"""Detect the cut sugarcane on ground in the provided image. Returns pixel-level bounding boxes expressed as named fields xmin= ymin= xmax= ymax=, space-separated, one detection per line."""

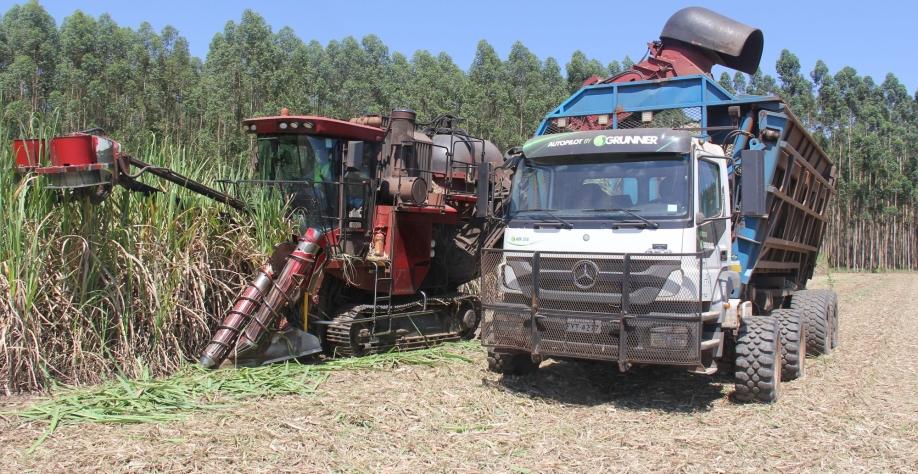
xmin=2 ymin=272 xmax=916 ymax=472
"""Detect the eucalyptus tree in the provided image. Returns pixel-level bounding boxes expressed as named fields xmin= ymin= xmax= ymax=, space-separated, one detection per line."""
xmin=466 ymin=40 xmax=508 ymax=146
xmin=732 ymin=72 xmax=747 ymax=95
xmin=719 ymin=72 xmax=736 ymax=94
xmin=0 ymin=1 xmax=58 ymax=124
xmin=565 ymin=50 xmax=604 ymax=93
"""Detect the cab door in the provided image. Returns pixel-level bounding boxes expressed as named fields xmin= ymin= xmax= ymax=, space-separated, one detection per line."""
xmin=341 ymin=140 xmax=380 ymax=255
xmin=696 ymin=157 xmax=730 ymax=300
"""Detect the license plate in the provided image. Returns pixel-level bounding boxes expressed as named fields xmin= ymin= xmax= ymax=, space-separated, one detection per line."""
xmin=566 ymin=318 xmax=601 ymax=334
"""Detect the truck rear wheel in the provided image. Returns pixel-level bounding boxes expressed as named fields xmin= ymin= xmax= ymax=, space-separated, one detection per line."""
xmin=822 ymin=290 xmax=839 ymax=349
xmin=486 ymin=349 xmax=539 ymax=375
xmin=790 ymin=289 xmax=836 ymax=356
xmin=734 ymin=316 xmax=782 ymax=403
xmin=771 ymin=309 xmax=805 ymax=381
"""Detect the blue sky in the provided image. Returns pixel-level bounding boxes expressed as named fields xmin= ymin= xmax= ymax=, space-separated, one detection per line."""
xmin=7 ymin=0 xmax=914 ymax=92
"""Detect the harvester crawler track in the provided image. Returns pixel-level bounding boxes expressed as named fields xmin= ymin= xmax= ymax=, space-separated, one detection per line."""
xmin=324 ymin=299 xmax=468 ymax=357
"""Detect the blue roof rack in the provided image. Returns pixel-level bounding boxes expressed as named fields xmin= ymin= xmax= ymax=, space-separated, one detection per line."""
xmin=537 ymin=75 xmax=780 ymax=136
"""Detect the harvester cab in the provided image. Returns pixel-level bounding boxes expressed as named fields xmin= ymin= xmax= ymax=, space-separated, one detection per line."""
xmin=236 ymin=110 xmax=386 ymax=240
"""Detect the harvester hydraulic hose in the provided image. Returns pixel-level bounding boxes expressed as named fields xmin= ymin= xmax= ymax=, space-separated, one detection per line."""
xmin=198 ymin=228 xmax=326 ymax=369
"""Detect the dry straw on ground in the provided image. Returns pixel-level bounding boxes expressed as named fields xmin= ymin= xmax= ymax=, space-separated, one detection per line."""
xmin=9 ymin=342 xmax=476 ymax=453
xmin=2 ymin=272 xmax=916 ymax=472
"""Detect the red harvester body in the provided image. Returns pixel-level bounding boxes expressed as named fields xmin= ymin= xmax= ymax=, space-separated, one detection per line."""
xmin=197 ymin=109 xmax=505 ymax=367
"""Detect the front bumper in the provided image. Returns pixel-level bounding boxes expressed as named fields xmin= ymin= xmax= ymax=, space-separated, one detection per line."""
xmin=480 ymin=249 xmax=706 ymax=366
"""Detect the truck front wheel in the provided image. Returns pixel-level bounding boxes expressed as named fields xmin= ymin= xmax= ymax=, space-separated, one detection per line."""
xmin=486 ymin=349 xmax=539 ymax=375
xmin=734 ymin=316 xmax=782 ymax=403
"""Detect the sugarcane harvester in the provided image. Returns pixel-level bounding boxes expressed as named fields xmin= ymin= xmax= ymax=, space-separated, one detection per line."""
xmin=198 ymin=109 xmax=504 ymax=368
xmin=11 ymin=109 xmax=504 ymax=369
xmin=479 ymin=7 xmax=838 ymax=402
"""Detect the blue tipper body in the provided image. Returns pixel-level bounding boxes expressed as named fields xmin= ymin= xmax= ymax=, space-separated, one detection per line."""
xmin=532 ymin=75 xmax=835 ymax=293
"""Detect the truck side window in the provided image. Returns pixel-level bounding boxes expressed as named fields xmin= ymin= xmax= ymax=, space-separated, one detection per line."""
xmin=698 ymin=160 xmax=722 ymax=218
xmin=513 ymin=165 xmax=549 ymax=211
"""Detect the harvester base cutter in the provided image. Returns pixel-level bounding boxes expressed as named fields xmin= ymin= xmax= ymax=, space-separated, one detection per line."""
xmin=229 ymin=328 xmax=323 ymax=368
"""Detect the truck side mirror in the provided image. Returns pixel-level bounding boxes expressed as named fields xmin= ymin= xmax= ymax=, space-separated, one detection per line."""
xmin=695 ymin=211 xmax=706 ymax=226
xmin=346 ymin=141 xmax=364 ymax=170
xmin=740 ymin=149 xmax=767 ymax=216
xmin=476 ymin=162 xmax=492 ymax=218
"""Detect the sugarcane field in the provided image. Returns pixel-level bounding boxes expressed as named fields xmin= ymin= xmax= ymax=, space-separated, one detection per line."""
xmin=1 ymin=2 xmax=917 ymax=472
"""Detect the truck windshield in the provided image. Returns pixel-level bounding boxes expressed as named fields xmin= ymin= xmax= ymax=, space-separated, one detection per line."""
xmin=509 ymin=153 xmax=690 ymax=221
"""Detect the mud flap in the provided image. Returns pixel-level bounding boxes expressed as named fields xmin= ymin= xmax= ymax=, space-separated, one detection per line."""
xmin=232 ymin=328 xmax=323 ymax=367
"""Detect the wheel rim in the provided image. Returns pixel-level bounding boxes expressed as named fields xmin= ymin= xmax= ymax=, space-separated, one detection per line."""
xmin=458 ymin=307 xmax=479 ymax=339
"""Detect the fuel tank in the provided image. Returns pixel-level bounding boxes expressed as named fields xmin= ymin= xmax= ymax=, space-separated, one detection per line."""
xmin=430 ymin=133 xmax=502 ymax=182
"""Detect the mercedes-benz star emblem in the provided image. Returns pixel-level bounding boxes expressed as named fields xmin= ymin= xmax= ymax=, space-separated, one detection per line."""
xmin=571 ymin=260 xmax=600 ymax=289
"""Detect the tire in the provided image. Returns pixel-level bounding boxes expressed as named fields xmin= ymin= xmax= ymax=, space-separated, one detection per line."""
xmin=487 ymin=349 xmax=539 ymax=375
xmin=457 ymin=302 xmax=480 ymax=340
xmin=790 ymin=290 xmax=835 ymax=356
xmin=820 ymin=290 xmax=840 ymax=349
xmin=771 ymin=309 xmax=806 ymax=381
xmin=734 ymin=316 xmax=782 ymax=403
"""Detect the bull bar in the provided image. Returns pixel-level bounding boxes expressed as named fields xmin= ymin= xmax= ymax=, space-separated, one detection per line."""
xmin=480 ymin=248 xmax=708 ymax=369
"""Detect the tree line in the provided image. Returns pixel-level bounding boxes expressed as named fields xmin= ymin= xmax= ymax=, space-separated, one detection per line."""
xmin=2 ymin=1 xmax=917 ymax=270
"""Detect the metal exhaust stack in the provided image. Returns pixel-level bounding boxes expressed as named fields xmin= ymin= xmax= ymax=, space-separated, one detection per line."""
xmin=659 ymin=7 xmax=764 ymax=75
xmin=600 ymin=7 xmax=764 ymax=84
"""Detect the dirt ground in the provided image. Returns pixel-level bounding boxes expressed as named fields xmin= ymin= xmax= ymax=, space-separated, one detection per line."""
xmin=2 ymin=272 xmax=917 ymax=473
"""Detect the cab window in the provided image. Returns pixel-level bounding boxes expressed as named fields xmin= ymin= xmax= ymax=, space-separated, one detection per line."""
xmin=698 ymin=160 xmax=722 ymax=218
xmin=511 ymin=163 xmax=551 ymax=212
xmin=256 ymin=135 xmax=339 ymax=182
